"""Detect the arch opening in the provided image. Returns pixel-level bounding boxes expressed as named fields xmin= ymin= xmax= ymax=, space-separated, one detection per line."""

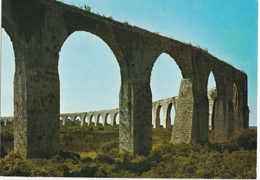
xmin=1 ymin=29 xmax=15 ymax=118
xmin=89 ymin=115 xmax=95 ymax=126
xmin=167 ymin=103 xmax=175 ymax=126
xmin=83 ymin=116 xmax=88 ymax=125
xmin=207 ymin=71 xmax=217 ymax=141
xmin=155 ymin=105 xmax=162 ymax=127
xmin=75 ymin=116 xmax=81 ymax=125
xmin=98 ymin=114 xmax=103 ymax=126
xmin=151 ymin=53 xmax=182 ymax=129
xmin=106 ymin=114 xmax=112 ymax=125
xmin=59 ymin=31 xmax=121 ymax=123
xmin=115 ymin=113 xmax=119 ymax=125
xmin=151 ymin=53 xmax=182 ymax=101
xmin=159 ymin=107 xmax=164 ymax=126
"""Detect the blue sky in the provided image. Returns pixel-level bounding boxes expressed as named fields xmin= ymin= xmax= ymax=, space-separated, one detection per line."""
xmin=1 ymin=0 xmax=258 ymax=126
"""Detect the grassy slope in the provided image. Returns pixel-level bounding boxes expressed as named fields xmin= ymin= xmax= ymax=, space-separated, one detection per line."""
xmin=0 ymin=123 xmax=257 ymax=178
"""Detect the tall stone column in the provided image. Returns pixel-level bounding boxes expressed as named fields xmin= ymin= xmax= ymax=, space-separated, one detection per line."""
xmin=152 ymin=106 xmax=160 ymax=128
xmin=208 ymin=88 xmax=217 ymax=130
xmin=13 ymin=38 xmax=60 ymax=158
xmin=171 ymin=78 xmax=194 ymax=143
xmin=164 ymin=105 xmax=172 ymax=130
xmin=213 ymin=76 xmax=234 ymax=140
xmin=232 ymin=75 xmax=249 ymax=129
xmin=119 ymin=76 xmax=152 ymax=155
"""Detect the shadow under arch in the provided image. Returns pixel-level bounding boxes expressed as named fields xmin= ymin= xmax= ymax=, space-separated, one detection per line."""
xmin=59 ymin=31 xmax=121 ymax=114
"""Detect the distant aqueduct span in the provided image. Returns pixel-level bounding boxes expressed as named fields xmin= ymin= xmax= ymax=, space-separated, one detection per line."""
xmin=0 ymin=88 xmax=216 ymax=129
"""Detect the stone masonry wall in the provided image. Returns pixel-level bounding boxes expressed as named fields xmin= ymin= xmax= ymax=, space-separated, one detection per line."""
xmin=171 ymin=79 xmax=194 ymax=144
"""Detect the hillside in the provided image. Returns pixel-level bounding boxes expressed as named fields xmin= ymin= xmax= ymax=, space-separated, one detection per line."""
xmin=0 ymin=123 xmax=257 ymax=178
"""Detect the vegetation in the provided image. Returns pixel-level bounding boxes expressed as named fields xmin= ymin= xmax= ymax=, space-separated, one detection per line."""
xmin=0 ymin=123 xmax=257 ymax=178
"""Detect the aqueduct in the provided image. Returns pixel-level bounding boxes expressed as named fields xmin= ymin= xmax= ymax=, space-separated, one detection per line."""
xmin=2 ymin=0 xmax=248 ymax=158
xmin=0 ymin=88 xmax=218 ymax=129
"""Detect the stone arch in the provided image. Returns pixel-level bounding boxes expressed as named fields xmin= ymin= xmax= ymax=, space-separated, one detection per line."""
xmin=79 ymin=114 xmax=87 ymax=126
xmin=83 ymin=115 xmax=89 ymax=125
xmin=89 ymin=115 xmax=95 ymax=126
xmin=60 ymin=115 xmax=67 ymax=125
xmin=156 ymin=105 xmax=162 ymax=127
xmin=60 ymin=117 xmax=63 ymax=125
xmin=211 ymin=63 xmax=237 ymax=140
xmin=59 ymin=28 xmax=127 ymax=72
xmin=150 ymin=52 xmax=183 ymax=131
xmin=96 ymin=114 xmax=102 ymax=126
xmin=65 ymin=116 xmax=72 ymax=125
xmin=207 ymin=71 xmax=218 ymax=131
xmin=59 ymin=31 xmax=121 ymax=114
xmin=151 ymin=53 xmax=183 ymax=100
xmin=166 ymin=103 xmax=174 ymax=127
xmin=104 ymin=113 xmax=111 ymax=125
xmin=149 ymin=45 xmax=194 ymax=79
xmin=112 ymin=113 xmax=119 ymax=125
xmin=75 ymin=116 xmax=81 ymax=125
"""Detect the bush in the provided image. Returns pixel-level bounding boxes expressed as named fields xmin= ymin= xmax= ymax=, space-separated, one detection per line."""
xmin=148 ymin=148 xmax=163 ymax=164
xmin=69 ymin=165 xmax=97 ymax=177
xmin=99 ymin=140 xmax=118 ymax=153
xmin=98 ymin=126 xmax=104 ymax=130
xmin=59 ymin=150 xmax=80 ymax=160
xmin=114 ymin=153 xmax=151 ymax=175
xmin=1 ymin=145 xmax=8 ymax=158
xmin=0 ymin=152 xmax=33 ymax=176
xmin=94 ymin=153 xmax=115 ymax=164
xmin=229 ymin=129 xmax=257 ymax=150
xmin=1 ymin=130 xmax=14 ymax=142
xmin=94 ymin=166 xmax=108 ymax=177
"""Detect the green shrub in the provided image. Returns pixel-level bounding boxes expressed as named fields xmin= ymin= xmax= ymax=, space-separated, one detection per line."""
xmin=0 ymin=152 xmax=32 ymax=176
xmin=99 ymin=140 xmax=118 ymax=153
xmin=148 ymin=147 xmax=163 ymax=163
xmin=114 ymin=153 xmax=151 ymax=175
xmin=97 ymin=126 xmax=104 ymax=130
xmin=1 ymin=145 xmax=8 ymax=158
xmin=94 ymin=153 xmax=115 ymax=164
xmin=130 ymin=155 xmax=151 ymax=175
xmin=69 ymin=165 xmax=97 ymax=177
xmin=59 ymin=150 xmax=80 ymax=160
xmin=0 ymin=123 xmax=256 ymax=178
xmin=1 ymin=130 xmax=14 ymax=142
xmin=229 ymin=129 xmax=257 ymax=150
xmin=94 ymin=166 xmax=108 ymax=177
xmin=81 ymin=157 xmax=93 ymax=163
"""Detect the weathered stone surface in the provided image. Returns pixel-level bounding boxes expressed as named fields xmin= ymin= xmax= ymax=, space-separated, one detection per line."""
xmin=171 ymin=79 xmax=194 ymax=144
xmin=208 ymin=88 xmax=217 ymax=130
xmin=2 ymin=0 xmax=248 ymax=157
